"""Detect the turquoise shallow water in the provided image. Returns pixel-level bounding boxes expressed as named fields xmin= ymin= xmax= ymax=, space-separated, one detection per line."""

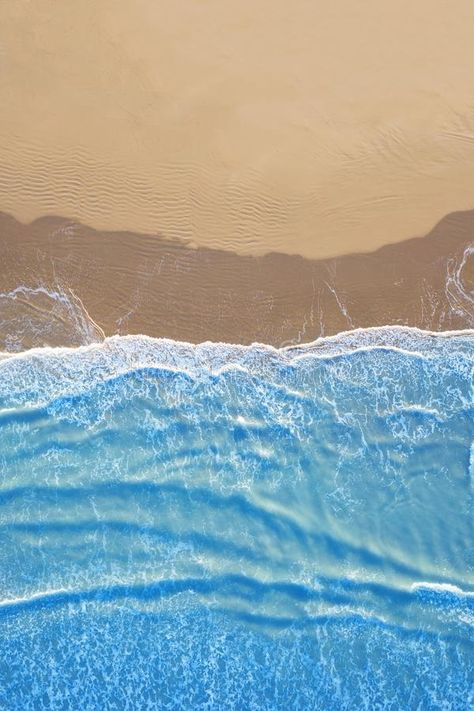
xmin=0 ymin=327 xmax=473 ymax=710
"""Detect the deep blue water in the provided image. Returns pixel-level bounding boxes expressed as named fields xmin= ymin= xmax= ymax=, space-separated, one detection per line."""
xmin=0 ymin=328 xmax=473 ymax=710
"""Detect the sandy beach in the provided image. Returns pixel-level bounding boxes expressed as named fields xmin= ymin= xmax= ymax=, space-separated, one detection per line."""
xmin=1 ymin=0 xmax=474 ymax=261
xmin=0 ymin=1 xmax=473 ymax=349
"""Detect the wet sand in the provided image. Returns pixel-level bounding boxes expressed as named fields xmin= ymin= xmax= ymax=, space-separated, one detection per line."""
xmin=2 ymin=1 xmax=474 ymax=259
xmin=1 ymin=210 xmax=472 ymax=350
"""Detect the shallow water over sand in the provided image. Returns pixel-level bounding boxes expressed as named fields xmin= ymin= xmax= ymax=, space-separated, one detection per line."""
xmin=1 ymin=210 xmax=473 ymax=350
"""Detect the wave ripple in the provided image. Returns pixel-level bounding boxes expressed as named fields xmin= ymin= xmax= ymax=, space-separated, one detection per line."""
xmin=0 ymin=328 xmax=472 ymax=709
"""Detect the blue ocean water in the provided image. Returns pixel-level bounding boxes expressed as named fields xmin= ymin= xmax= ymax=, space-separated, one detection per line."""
xmin=0 ymin=327 xmax=472 ymax=710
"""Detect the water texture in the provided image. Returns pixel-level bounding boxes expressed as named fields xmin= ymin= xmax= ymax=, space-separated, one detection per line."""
xmin=0 ymin=327 xmax=473 ymax=709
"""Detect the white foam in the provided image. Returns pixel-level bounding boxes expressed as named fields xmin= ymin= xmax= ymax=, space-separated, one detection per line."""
xmin=1 ymin=324 xmax=473 ymax=360
xmin=411 ymin=582 xmax=474 ymax=598
xmin=445 ymin=243 xmax=474 ymax=322
xmin=0 ymin=326 xmax=471 ymax=410
xmin=0 ymin=284 xmax=104 ymax=350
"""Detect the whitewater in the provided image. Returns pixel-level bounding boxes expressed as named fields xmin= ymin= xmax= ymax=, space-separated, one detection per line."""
xmin=0 ymin=327 xmax=472 ymax=710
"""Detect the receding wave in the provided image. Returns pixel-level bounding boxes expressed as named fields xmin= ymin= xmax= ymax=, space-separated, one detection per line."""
xmin=0 ymin=285 xmax=104 ymax=351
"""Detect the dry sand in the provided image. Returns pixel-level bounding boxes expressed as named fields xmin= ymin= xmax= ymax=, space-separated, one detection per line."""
xmin=1 ymin=1 xmax=474 ymax=259
xmin=1 ymin=210 xmax=472 ymax=350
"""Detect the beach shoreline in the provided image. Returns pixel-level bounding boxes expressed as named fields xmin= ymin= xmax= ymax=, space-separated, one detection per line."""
xmin=0 ymin=209 xmax=472 ymax=351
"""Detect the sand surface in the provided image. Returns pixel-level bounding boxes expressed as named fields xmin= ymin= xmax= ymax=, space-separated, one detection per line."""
xmin=1 ymin=1 xmax=474 ymax=259
xmin=1 ymin=210 xmax=472 ymax=350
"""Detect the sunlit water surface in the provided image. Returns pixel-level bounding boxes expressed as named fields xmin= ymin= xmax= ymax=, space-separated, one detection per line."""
xmin=0 ymin=328 xmax=472 ymax=709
